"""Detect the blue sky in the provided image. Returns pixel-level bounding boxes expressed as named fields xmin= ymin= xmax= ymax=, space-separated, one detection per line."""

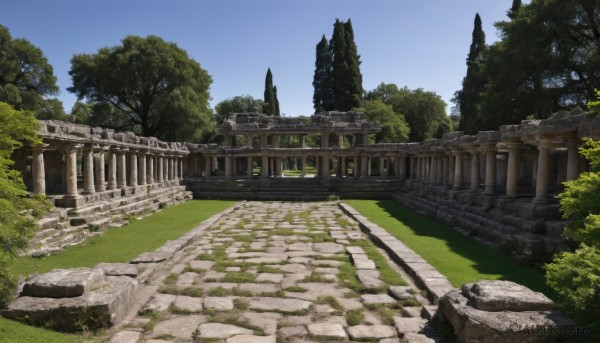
xmin=1 ymin=0 xmax=523 ymax=117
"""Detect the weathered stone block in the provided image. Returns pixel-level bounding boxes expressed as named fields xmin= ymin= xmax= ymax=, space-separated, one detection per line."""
xmin=21 ymin=268 xmax=106 ymax=298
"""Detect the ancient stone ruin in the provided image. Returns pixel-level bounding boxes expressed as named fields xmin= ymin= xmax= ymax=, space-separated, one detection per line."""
xmin=14 ymin=109 xmax=600 ymax=264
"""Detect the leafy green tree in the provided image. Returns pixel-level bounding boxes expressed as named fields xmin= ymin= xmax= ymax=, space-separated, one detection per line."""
xmin=0 ymin=102 xmax=45 ymax=306
xmin=329 ymin=19 xmax=363 ymax=111
xmin=456 ymin=13 xmax=486 ymax=135
xmin=477 ymin=0 xmax=600 ymax=129
xmin=357 ymin=100 xmax=409 ymax=143
xmin=69 ymin=101 xmax=92 ymax=124
xmin=312 ymin=35 xmax=335 ymax=113
xmin=546 ymin=138 xmax=600 ymax=331
xmin=388 ymin=87 xmax=449 ymax=141
xmin=68 ymin=35 xmax=213 ymax=142
xmin=0 ymin=24 xmax=64 ymax=119
xmin=215 ymin=95 xmax=264 ymax=124
xmin=365 ymin=83 xmax=399 ymax=103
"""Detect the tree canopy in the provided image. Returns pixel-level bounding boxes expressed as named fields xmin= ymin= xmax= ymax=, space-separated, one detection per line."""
xmin=263 ymin=68 xmax=280 ymax=116
xmin=215 ymin=95 xmax=264 ymax=124
xmin=455 ymin=0 xmax=600 ymax=132
xmin=356 ymin=99 xmax=409 ymax=143
xmin=0 ymin=24 xmax=66 ymax=120
xmin=313 ymin=19 xmax=363 ymax=112
xmin=68 ymin=35 xmax=213 ymax=142
xmin=366 ymin=83 xmax=450 ymax=142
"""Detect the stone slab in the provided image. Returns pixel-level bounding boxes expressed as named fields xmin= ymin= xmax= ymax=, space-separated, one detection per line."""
xmin=203 ymin=296 xmax=234 ymax=310
xmin=256 ymin=273 xmax=284 ymax=283
xmin=348 ymin=325 xmax=397 ymax=339
xmin=198 ymin=323 xmax=253 ymax=338
xmin=393 ymin=316 xmax=427 ymax=334
xmin=21 ymin=268 xmax=106 ymax=298
xmin=130 ymin=252 xmax=171 ymax=264
xmin=226 ymin=335 xmax=276 ymax=343
xmin=461 ymin=280 xmax=554 ymax=312
xmin=140 ymin=293 xmax=176 ymax=314
xmin=248 ymin=297 xmax=311 ymax=313
xmin=313 ymin=243 xmax=344 ymax=254
xmin=361 ymin=294 xmax=397 ymax=305
xmin=307 ymin=323 xmax=347 ymax=339
xmin=152 ymin=315 xmax=206 ymax=340
xmin=173 ymin=295 xmax=203 ymax=313
xmin=96 ymin=263 xmax=138 ymax=278
xmin=108 ymin=330 xmax=142 ymax=343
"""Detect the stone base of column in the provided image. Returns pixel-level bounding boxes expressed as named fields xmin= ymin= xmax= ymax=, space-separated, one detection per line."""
xmin=55 ymin=195 xmax=85 ymax=208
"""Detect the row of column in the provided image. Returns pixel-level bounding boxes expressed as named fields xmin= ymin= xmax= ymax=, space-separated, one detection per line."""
xmin=32 ymin=144 xmax=186 ymax=197
xmin=410 ymin=137 xmax=580 ymax=202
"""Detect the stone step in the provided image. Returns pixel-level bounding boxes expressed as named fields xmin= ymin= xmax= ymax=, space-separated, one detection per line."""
xmin=38 ymin=217 xmax=59 ymax=230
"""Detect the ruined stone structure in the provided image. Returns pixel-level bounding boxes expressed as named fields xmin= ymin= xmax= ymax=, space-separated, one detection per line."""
xmin=14 ymin=110 xmax=600 ymax=262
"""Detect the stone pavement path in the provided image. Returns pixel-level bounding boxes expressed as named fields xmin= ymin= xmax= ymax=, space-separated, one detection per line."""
xmin=107 ymin=201 xmax=438 ymax=343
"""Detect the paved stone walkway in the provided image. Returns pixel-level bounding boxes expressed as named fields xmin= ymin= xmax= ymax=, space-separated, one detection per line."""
xmin=107 ymin=201 xmax=437 ymax=343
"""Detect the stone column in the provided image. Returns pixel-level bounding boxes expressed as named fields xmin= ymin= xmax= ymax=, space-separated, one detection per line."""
xmin=117 ymin=149 xmax=127 ymax=189
xmin=204 ymin=156 xmax=212 ymax=178
xmin=82 ymin=146 xmax=95 ymax=195
xmin=247 ymin=156 xmax=253 ymax=179
xmin=163 ymin=156 xmax=169 ymax=181
xmin=483 ymin=146 xmax=497 ymax=195
xmin=94 ymin=149 xmax=106 ymax=192
xmin=64 ymin=144 xmax=81 ymax=197
xmin=276 ymin=157 xmax=283 ymax=177
xmin=32 ymin=146 xmax=46 ymax=195
xmin=322 ymin=156 xmax=330 ymax=178
xmin=224 ymin=156 xmax=232 ymax=179
xmin=447 ymin=153 xmax=455 ymax=187
xmin=129 ymin=150 xmax=138 ymax=187
xmin=436 ymin=156 xmax=444 ymax=184
xmin=354 ymin=153 xmax=360 ymax=178
xmin=505 ymin=143 xmax=520 ymax=197
xmin=260 ymin=134 xmax=268 ymax=147
xmin=299 ymin=135 xmax=306 ymax=148
xmin=107 ymin=149 xmax=118 ymax=190
xmin=410 ymin=156 xmax=416 ymax=179
xmin=398 ymin=156 xmax=407 ymax=180
xmin=138 ymin=151 xmax=147 ymax=186
xmin=416 ymin=156 xmax=423 ymax=181
xmin=441 ymin=155 xmax=449 ymax=185
xmin=341 ymin=156 xmax=347 ymax=177
xmin=566 ymin=138 xmax=580 ymax=181
xmin=301 ymin=156 xmax=307 ymax=177
xmin=535 ymin=138 xmax=553 ymax=203
xmin=179 ymin=157 xmax=184 ymax=179
xmin=157 ymin=155 xmax=164 ymax=183
xmin=453 ymin=151 xmax=463 ymax=190
xmin=469 ymin=149 xmax=480 ymax=192
xmin=261 ymin=155 xmax=268 ymax=178
xmin=430 ymin=155 xmax=437 ymax=184
xmin=168 ymin=156 xmax=174 ymax=181
xmin=147 ymin=154 xmax=154 ymax=184
xmin=173 ymin=156 xmax=178 ymax=180
xmin=360 ymin=155 xmax=368 ymax=179
xmin=379 ymin=157 xmax=386 ymax=179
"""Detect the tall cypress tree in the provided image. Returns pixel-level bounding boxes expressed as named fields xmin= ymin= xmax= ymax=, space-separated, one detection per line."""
xmin=507 ymin=0 xmax=522 ymax=19
xmin=312 ymin=35 xmax=334 ymax=113
xmin=457 ymin=13 xmax=486 ymax=134
xmin=263 ymin=68 xmax=276 ymax=116
xmin=273 ymin=85 xmax=280 ymax=116
xmin=330 ymin=19 xmax=350 ymax=111
xmin=343 ymin=19 xmax=363 ymax=109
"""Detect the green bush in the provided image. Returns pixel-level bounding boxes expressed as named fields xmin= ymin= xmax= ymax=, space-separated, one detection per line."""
xmin=0 ymin=102 xmax=43 ymax=307
xmin=546 ymin=138 xmax=600 ymax=330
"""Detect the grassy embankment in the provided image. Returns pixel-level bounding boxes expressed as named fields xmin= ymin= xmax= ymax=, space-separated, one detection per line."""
xmin=1 ymin=199 xmax=237 ymax=343
xmin=344 ymin=199 xmax=555 ymax=299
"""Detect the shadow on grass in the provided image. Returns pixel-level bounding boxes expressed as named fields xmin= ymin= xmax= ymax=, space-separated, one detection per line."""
xmin=346 ymin=199 xmax=556 ymax=299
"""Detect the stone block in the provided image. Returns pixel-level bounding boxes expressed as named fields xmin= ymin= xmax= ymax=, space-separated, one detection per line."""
xmin=21 ymin=268 xmax=106 ymax=298
xmin=96 ymin=263 xmax=138 ymax=278
xmin=461 ymin=280 xmax=554 ymax=312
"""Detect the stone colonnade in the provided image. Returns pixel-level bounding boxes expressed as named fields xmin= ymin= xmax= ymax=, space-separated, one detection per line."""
xmin=28 ymin=121 xmax=188 ymax=208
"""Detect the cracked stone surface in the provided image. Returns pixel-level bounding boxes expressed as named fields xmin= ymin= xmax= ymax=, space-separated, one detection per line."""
xmin=106 ymin=201 xmax=441 ymax=342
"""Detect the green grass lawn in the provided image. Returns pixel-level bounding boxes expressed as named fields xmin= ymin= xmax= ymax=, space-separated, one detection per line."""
xmin=2 ymin=199 xmax=237 ymax=343
xmin=344 ymin=199 xmax=556 ymax=299
xmin=9 ymin=199 xmax=237 ymax=278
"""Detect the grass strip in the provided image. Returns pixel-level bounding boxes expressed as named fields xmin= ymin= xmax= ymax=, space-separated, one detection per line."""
xmin=9 ymin=200 xmax=237 ymax=278
xmin=344 ymin=199 xmax=555 ymax=298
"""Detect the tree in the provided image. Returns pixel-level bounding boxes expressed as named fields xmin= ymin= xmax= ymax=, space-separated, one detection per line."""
xmin=273 ymin=85 xmax=280 ymax=117
xmin=357 ymin=100 xmax=409 ymax=143
xmin=456 ymin=13 xmax=486 ymax=135
xmin=312 ymin=35 xmax=334 ymax=113
xmin=263 ymin=68 xmax=276 ymax=116
xmin=215 ymin=95 xmax=264 ymax=124
xmin=507 ymin=0 xmax=522 ymax=19
xmin=343 ymin=19 xmax=363 ymax=109
xmin=546 ymin=138 xmax=600 ymax=333
xmin=0 ymin=24 xmax=63 ymax=119
xmin=329 ymin=19 xmax=363 ymax=111
xmin=0 ymin=102 xmax=46 ymax=306
xmin=68 ymin=35 xmax=213 ymax=142
xmin=365 ymin=83 xmax=399 ymax=103
xmin=477 ymin=0 xmax=600 ymax=129
xmin=69 ymin=101 xmax=92 ymax=124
